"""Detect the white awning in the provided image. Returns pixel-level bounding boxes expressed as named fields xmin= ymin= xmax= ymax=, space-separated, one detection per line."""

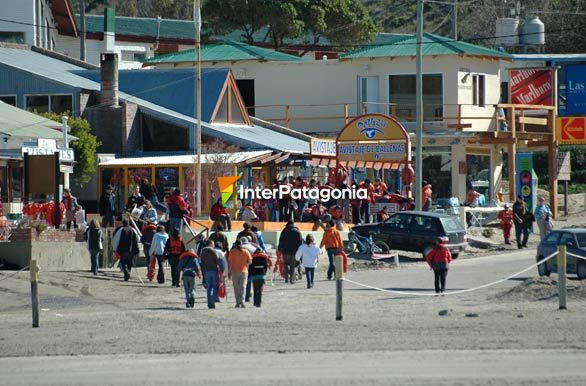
xmin=98 ymin=151 xmax=272 ymax=167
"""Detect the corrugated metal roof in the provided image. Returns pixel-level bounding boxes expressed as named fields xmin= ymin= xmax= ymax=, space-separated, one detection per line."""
xmin=98 ymin=150 xmax=272 ymax=167
xmin=513 ymin=54 xmax=586 ymax=62
xmin=0 ymin=47 xmax=310 ymax=153
xmin=74 ymin=68 xmax=228 ymax=121
xmin=143 ymin=40 xmax=304 ymax=65
xmin=341 ymin=33 xmax=512 ymax=60
xmin=0 ymin=101 xmax=74 ymax=140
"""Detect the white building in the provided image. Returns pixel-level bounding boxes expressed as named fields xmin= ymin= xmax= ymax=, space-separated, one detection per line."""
xmin=0 ymin=0 xmax=77 ymax=50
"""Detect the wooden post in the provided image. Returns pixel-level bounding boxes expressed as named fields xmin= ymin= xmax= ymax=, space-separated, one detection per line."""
xmin=564 ymin=181 xmax=569 ymax=216
xmin=30 ymin=259 xmax=40 ymax=328
xmin=457 ymin=104 xmax=462 ymax=130
xmin=548 ymin=110 xmax=558 ymax=219
xmin=508 ymin=106 xmax=517 ymax=201
xmin=361 ymin=102 xmax=367 ymax=115
xmin=390 ymin=104 xmax=397 ymax=117
xmin=558 ymin=245 xmax=567 ymax=310
xmin=335 ymin=254 xmax=343 ymax=321
xmin=285 ymin=105 xmax=291 ymax=128
xmin=344 ymin=103 xmax=349 ymax=124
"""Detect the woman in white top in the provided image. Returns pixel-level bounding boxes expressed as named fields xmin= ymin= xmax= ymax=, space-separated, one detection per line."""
xmin=295 ymin=234 xmax=321 ymax=289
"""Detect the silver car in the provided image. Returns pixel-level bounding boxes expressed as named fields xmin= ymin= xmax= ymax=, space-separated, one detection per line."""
xmin=536 ymin=229 xmax=586 ymax=280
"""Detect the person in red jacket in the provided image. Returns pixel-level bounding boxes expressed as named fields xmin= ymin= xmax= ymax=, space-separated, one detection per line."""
xmin=210 ymin=198 xmax=232 ymax=231
xmin=498 ymin=204 xmax=514 ymax=245
xmin=425 ymin=237 xmax=452 ymax=295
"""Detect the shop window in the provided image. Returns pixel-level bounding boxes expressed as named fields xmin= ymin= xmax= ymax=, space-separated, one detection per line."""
xmin=25 ymin=95 xmax=72 ymax=114
xmin=0 ymin=32 xmax=25 ymax=44
xmin=389 ymin=74 xmax=443 ymax=121
xmin=466 ymin=154 xmax=491 ymax=200
xmin=422 ymin=147 xmax=452 ymax=199
xmin=127 ymin=168 xmax=152 ymax=196
xmin=100 ymin=168 xmax=125 ymax=214
xmin=472 ymin=74 xmax=486 ymax=107
xmin=0 ymin=95 xmax=16 ymax=106
xmin=155 ymin=167 xmax=178 ymax=200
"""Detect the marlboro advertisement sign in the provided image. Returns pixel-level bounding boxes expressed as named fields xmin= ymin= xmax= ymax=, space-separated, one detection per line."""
xmin=508 ymin=68 xmax=554 ymax=106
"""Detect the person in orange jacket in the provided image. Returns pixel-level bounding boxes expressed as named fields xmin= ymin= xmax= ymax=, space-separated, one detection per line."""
xmin=426 ymin=237 xmax=452 ymax=295
xmin=422 ymin=181 xmax=433 ymax=211
xmin=498 ymin=204 xmax=514 ymax=245
xmin=320 ymin=220 xmax=344 ymax=280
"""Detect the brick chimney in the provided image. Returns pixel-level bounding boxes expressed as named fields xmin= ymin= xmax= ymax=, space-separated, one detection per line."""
xmin=100 ymin=52 xmax=119 ymax=107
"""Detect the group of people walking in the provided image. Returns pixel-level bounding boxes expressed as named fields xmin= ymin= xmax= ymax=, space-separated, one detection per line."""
xmin=498 ymin=195 xmax=553 ymax=248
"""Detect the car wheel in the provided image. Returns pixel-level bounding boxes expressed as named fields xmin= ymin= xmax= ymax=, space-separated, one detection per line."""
xmin=537 ymin=256 xmax=551 ymax=277
xmin=344 ymin=241 xmax=357 ymax=255
xmin=422 ymin=244 xmax=434 ymax=260
xmin=577 ymin=261 xmax=586 ymax=280
xmin=372 ymin=241 xmax=390 ymax=254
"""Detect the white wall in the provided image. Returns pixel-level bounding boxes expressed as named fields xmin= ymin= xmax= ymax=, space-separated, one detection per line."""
xmin=0 ymin=0 xmax=59 ymax=49
xmin=174 ymin=55 xmax=503 ymax=135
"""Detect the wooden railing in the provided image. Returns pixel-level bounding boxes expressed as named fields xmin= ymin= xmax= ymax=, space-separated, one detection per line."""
xmin=246 ymin=102 xmax=556 ymax=134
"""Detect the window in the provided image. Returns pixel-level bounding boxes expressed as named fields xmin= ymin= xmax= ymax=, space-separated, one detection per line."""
xmin=411 ymin=216 xmax=438 ymax=233
xmin=133 ymin=53 xmax=146 ymax=62
xmin=441 ymin=217 xmax=464 ymax=232
xmin=359 ymin=76 xmax=379 ymax=114
xmin=542 ymin=232 xmax=559 ymax=245
xmin=0 ymin=95 xmax=16 ymax=106
xmin=559 ymin=232 xmax=576 ymax=247
xmin=385 ymin=213 xmax=412 ymax=229
xmin=472 ymin=74 xmax=486 ymax=107
xmin=25 ymin=95 xmax=72 ymax=114
xmin=0 ymin=32 xmax=26 ymax=44
xmin=389 ymin=74 xmax=443 ymax=120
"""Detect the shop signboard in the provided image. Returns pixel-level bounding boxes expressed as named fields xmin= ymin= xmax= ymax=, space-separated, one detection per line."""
xmin=516 ymin=152 xmax=536 ymax=212
xmin=566 ymin=64 xmax=586 ymax=115
xmin=556 ymin=117 xmax=586 ymax=145
xmin=336 ymin=114 xmax=410 ymax=163
xmin=509 ymin=68 xmax=554 ymax=106
xmin=310 ymin=138 xmax=336 ymax=157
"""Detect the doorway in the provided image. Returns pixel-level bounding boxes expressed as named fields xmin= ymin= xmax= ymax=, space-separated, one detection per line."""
xmin=359 ymin=76 xmax=379 ymax=114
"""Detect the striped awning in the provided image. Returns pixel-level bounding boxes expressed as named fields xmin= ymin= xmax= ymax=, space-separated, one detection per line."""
xmin=309 ymin=158 xmax=402 ymax=170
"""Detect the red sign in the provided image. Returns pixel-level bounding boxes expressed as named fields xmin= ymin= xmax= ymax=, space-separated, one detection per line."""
xmin=509 ymin=68 xmax=554 ymax=106
xmin=556 ymin=117 xmax=586 ymax=144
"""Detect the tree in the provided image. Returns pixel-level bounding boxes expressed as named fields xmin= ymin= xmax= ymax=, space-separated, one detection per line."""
xmin=36 ymin=112 xmax=101 ymax=187
xmin=203 ymin=0 xmax=377 ymax=49
xmin=116 ymin=0 xmax=139 ymax=17
xmin=201 ymin=139 xmax=240 ymax=203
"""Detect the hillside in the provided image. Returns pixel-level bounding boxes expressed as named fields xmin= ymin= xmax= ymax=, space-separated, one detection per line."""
xmin=71 ymin=0 xmax=586 ymax=53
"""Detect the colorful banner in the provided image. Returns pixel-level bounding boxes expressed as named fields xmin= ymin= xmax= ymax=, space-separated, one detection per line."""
xmin=509 ymin=68 xmax=554 ymax=106
xmin=556 ymin=117 xmax=586 ymax=145
xmin=566 ymin=64 xmax=586 ymax=115
xmin=516 ymin=153 xmax=535 ymax=212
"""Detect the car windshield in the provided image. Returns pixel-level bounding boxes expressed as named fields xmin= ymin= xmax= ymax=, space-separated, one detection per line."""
xmin=576 ymin=233 xmax=586 ymax=247
xmin=440 ymin=217 xmax=464 ymax=232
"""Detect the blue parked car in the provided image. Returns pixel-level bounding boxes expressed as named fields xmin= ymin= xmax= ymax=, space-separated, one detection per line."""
xmin=536 ymin=229 xmax=586 ymax=280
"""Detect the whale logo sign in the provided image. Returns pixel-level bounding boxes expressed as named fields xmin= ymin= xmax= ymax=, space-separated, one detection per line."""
xmin=357 ymin=117 xmax=386 ymax=139
xmin=217 ymin=176 xmax=240 ymax=205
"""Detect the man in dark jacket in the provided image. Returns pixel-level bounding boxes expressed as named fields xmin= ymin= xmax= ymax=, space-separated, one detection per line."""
xmin=200 ymin=239 xmax=223 ymax=309
xmin=140 ymin=223 xmax=157 ymax=264
xmin=209 ymin=224 xmax=229 ymax=253
xmin=126 ymin=185 xmax=145 ymax=211
xmin=278 ymin=220 xmax=303 ymax=284
xmin=99 ymin=185 xmax=117 ymax=227
xmin=513 ymin=195 xmax=531 ymax=249
xmin=236 ymin=222 xmax=258 ymax=244
xmin=113 ymin=219 xmax=140 ymax=281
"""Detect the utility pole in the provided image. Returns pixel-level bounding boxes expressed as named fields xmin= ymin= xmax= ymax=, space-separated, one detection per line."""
xmin=415 ymin=0 xmax=424 ymax=211
xmin=194 ymin=0 xmax=202 ymax=217
xmin=451 ymin=0 xmax=458 ymax=40
xmin=80 ymin=0 xmax=86 ymax=61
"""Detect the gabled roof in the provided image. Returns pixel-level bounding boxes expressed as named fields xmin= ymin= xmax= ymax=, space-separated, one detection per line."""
xmin=0 ymin=47 xmax=309 ymax=153
xmin=341 ymin=33 xmax=512 ymax=60
xmin=142 ymin=40 xmax=303 ymax=66
xmin=0 ymin=101 xmax=75 ymax=140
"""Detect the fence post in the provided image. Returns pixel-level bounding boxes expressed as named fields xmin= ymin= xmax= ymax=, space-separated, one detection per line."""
xmin=285 ymin=105 xmax=291 ymax=128
xmin=344 ymin=103 xmax=349 ymax=124
xmin=335 ymin=254 xmax=343 ymax=321
xmin=30 ymin=259 xmax=40 ymax=328
xmin=558 ymin=245 xmax=567 ymax=310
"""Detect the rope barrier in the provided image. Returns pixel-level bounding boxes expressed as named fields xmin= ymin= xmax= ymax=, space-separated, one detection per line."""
xmin=566 ymin=252 xmax=586 ymax=261
xmin=342 ymin=251 xmax=559 ymax=297
xmin=0 ymin=265 xmax=30 ymax=283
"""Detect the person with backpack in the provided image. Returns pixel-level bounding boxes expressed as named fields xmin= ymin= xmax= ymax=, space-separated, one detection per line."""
xmin=84 ymin=219 xmax=103 ymax=275
xmin=249 ymin=248 xmax=271 ymax=307
xmin=295 ymin=234 xmax=320 ymax=289
xmin=167 ymin=188 xmax=188 ymax=232
xmin=200 ymin=239 xmax=224 ymax=309
xmin=164 ymin=228 xmax=186 ymax=287
xmin=209 ymin=224 xmax=229 ymax=253
xmin=177 ymin=249 xmax=201 ymax=308
xmin=278 ymin=220 xmax=303 ymax=284
xmin=425 ymin=237 xmax=452 ymax=295
xmin=228 ymin=239 xmax=252 ymax=308
xmin=148 ymin=225 xmax=169 ymax=284
xmin=112 ymin=218 xmax=140 ymax=281
xmin=140 ymin=222 xmax=157 ymax=264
